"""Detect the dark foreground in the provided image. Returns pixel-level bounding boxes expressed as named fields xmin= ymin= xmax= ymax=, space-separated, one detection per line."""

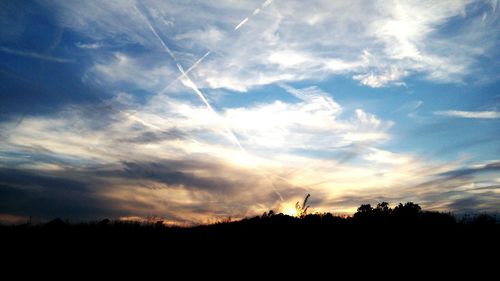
xmin=2 ymin=212 xmax=498 ymax=269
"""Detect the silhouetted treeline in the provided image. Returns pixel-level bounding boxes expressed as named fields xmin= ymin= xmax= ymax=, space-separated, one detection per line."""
xmin=2 ymin=201 xmax=495 ymax=230
xmin=1 ymin=201 xmax=498 ymax=272
xmin=1 ymin=201 xmax=497 ymax=246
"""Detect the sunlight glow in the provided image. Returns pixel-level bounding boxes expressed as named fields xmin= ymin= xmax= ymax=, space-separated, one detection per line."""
xmin=281 ymin=205 xmax=299 ymax=217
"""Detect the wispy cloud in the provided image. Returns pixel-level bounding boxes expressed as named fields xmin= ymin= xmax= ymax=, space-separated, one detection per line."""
xmin=75 ymin=42 xmax=101 ymax=49
xmin=89 ymin=52 xmax=175 ymax=91
xmin=434 ymin=110 xmax=500 ymax=119
xmin=352 ymin=66 xmax=407 ymax=88
xmin=0 ymin=46 xmax=73 ymax=63
xmin=279 ymin=83 xmax=342 ymax=113
xmin=42 ymin=0 xmax=498 ymax=91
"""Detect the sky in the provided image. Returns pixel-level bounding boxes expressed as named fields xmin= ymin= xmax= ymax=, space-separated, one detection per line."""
xmin=0 ymin=0 xmax=499 ymax=224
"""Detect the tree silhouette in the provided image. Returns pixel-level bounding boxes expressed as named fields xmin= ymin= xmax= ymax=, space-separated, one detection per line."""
xmin=393 ymin=202 xmax=421 ymax=221
xmin=375 ymin=202 xmax=391 ymax=214
xmin=353 ymin=204 xmax=374 ymax=220
xmin=357 ymin=204 xmax=373 ymax=214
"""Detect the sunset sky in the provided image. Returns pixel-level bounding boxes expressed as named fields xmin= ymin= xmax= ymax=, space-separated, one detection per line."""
xmin=1 ymin=0 xmax=499 ymax=224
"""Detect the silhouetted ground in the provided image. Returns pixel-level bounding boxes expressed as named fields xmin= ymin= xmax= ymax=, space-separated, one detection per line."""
xmin=1 ymin=203 xmax=498 ymax=272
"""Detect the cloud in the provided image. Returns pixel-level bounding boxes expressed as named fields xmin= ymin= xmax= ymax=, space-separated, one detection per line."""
xmin=223 ymin=85 xmax=392 ymax=151
xmin=434 ymin=110 xmax=500 ymax=119
xmin=174 ymin=28 xmax=225 ymax=50
xmin=75 ymin=42 xmax=101 ymax=49
xmin=0 ymin=82 xmax=403 ymax=221
xmin=279 ymin=84 xmax=342 ymax=113
xmin=438 ymin=161 xmax=500 ymax=178
xmin=0 ymin=157 xmax=288 ymax=224
xmin=398 ymin=160 xmax=500 ymax=213
xmin=1 ymin=96 xmax=498 ymax=220
xmin=88 ymin=52 xmax=176 ymax=91
xmin=352 ymin=66 xmax=407 ymax=88
xmin=446 ymin=196 xmax=495 ymax=213
xmin=363 ymin=148 xmax=412 ymax=165
xmin=1 ymin=0 xmax=498 ymax=223
xmin=0 ymin=168 xmax=117 ymax=220
xmin=38 ymin=0 xmax=498 ymax=92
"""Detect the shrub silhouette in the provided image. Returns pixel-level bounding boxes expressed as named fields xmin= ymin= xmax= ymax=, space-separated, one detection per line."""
xmin=295 ymin=193 xmax=311 ymax=218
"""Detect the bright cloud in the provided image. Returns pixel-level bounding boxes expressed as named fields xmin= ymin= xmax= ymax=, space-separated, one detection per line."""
xmin=38 ymin=0 xmax=497 ymax=91
xmin=434 ymin=110 xmax=500 ymax=119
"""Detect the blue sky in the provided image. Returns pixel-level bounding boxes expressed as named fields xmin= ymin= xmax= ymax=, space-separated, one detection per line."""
xmin=0 ymin=0 xmax=499 ymax=224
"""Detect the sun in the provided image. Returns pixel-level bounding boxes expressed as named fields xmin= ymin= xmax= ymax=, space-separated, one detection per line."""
xmin=282 ymin=205 xmax=298 ymax=217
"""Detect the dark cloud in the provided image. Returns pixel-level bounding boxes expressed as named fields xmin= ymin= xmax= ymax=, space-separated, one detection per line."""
xmin=470 ymin=184 xmax=500 ymax=191
xmin=114 ymin=160 xmax=260 ymax=195
xmin=438 ymin=161 xmax=500 ymax=179
xmin=411 ymin=161 xmax=500 ymax=191
xmin=0 ymin=168 xmax=122 ymax=220
xmin=0 ymin=156 xmax=284 ymax=223
xmin=446 ymin=192 xmax=499 ymax=213
xmin=0 ymin=166 xmax=212 ymax=222
xmin=399 ymin=162 xmax=500 ymax=213
xmin=447 ymin=197 xmax=481 ymax=212
xmin=119 ymin=128 xmax=186 ymax=144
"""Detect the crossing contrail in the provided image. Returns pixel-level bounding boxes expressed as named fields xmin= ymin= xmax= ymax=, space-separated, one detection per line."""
xmin=135 ymin=4 xmax=244 ymax=151
xmin=175 ymin=62 xmax=244 ymax=150
xmin=159 ymin=50 xmax=211 ymax=95
xmin=158 ymin=0 xmax=275 ymax=95
xmin=135 ymin=1 xmax=285 ymax=201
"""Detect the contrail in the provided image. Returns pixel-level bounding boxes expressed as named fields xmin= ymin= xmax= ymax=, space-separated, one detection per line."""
xmin=234 ymin=17 xmax=249 ymax=31
xmin=159 ymin=0 xmax=275 ymax=94
xmin=136 ymin=1 xmax=285 ymax=200
xmin=134 ymin=5 xmax=176 ymax=60
xmin=233 ymin=0 xmax=273 ymax=30
xmin=159 ymin=50 xmax=211 ymax=95
xmin=175 ymin=62 xmax=244 ymax=150
xmin=135 ymin=4 xmax=244 ymax=151
xmin=126 ymin=113 xmax=162 ymax=131
xmin=0 ymin=46 xmax=74 ymax=63
xmin=262 ymin=0 xmax=274 ymax=8
xmin=184 ymin=51 xmax=211 ymax=75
